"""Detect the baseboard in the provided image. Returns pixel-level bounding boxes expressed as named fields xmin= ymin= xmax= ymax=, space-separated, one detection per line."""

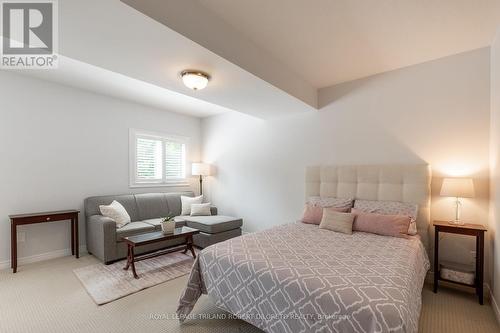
xmin=0 ymin=245 xmax=87 ymax=270
xmin=491 ymin=289 xmax=500 ymax=325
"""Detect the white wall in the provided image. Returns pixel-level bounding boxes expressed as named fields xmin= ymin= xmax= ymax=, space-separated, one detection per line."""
xmin=490 ymin=28 xmax=500 ymax=317
xmin=202 ymin=48 xmax=491 ymax=281
xmin=0 ymin=71 xmax=201 ymax=266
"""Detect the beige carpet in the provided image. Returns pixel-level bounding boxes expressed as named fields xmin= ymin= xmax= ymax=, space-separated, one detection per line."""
xmin=419 ymin=283 xmax=499 ymax=332
xmin=74 ymin=252 xmax=194 ymax=305
xmin=0 ymin=254 xmax=498 ymax=333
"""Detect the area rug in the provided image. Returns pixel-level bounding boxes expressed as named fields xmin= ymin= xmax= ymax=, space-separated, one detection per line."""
xmin=74 ymin=252 xmax=194 ymax=305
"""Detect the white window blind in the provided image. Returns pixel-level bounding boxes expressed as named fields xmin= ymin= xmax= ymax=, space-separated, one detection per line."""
xmin=136 ymin=137 xmax=162 ymax=181
xmin=165 ymin=141 xmax=186 ymax=180
xmin=130 ymin=129 xmax=188 ymax=186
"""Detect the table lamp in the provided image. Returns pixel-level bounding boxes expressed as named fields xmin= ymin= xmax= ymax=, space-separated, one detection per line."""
xmin=440 ymin=178 xmax=475 ymax=225
xmin=192 ymin=163 xmax=211 ymax=195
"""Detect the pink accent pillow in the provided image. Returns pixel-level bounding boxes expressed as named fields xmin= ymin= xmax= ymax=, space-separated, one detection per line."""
xmin=301 ymin=204 xmax=349 ymax=225
xmin=353 ymin=199 xmax=418 ymax=235
xmin=351 ymin=209 xmax=410 ymax=238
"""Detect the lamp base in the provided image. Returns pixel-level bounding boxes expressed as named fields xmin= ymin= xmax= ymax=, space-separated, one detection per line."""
xmin=448 ymin=219 xmax=465 ymax=226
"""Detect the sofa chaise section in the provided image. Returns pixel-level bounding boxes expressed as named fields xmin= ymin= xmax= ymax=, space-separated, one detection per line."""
xmin=183 ymin=216 xmax=243 ymax=249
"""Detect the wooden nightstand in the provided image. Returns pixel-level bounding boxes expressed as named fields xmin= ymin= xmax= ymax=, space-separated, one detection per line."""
xmin=433 ymin=220 xmax=487 ymax=304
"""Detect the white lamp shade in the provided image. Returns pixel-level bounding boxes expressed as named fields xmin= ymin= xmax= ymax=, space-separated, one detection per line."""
xmin=192 ymin=163 xmax=211 ymax=176
xmin=440 ymin=178 xmax=475 ymax=198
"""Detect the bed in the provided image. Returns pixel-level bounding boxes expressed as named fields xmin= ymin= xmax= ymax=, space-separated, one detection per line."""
xmin=178 ymin=165 xmax=431 ymax=333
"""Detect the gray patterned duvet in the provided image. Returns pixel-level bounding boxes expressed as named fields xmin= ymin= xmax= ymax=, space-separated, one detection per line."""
xmin=177 ymin=222 xmax=429 ymax=333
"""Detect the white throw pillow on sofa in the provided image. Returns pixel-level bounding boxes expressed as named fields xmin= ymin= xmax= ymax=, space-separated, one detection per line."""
xmin=190 ymin=203 xmax=212 ymax=216
xmin=181 ymin=195 xmax=203 ymax=215
xmin=99 ymin=200 xmax=131 ymax=228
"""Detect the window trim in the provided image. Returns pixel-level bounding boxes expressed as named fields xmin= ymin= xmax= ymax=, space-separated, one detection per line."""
xmin=129 ymin=128 xmax=190 ymax=188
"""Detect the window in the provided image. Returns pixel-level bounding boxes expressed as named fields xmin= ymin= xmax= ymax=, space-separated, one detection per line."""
xmin=130 ymin=129 xmax=188 ymax=187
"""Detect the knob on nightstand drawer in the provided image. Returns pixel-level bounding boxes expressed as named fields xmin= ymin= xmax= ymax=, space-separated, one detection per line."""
xmin=46 ymin=217 xmax=51 ymax=221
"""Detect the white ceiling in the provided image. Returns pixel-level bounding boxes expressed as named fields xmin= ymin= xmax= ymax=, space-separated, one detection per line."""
xmin=196 ymin=0 xmax=500 ymax=88
xmin=1 ymin=0 xmax=316 ymax=118
xmin=4 ymin=0 xmax=500 ymax=116
xmin=57 ymin=0 xmax=316 ymax=118
xmin=7 ymin=55 xmax=232 ymax=118
xmin=121 ymin=0 xmax=317 ymax=108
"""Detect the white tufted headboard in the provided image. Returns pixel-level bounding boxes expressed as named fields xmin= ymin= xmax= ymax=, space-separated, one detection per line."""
xmin=305 ymin=164 xmax=432 ymax=250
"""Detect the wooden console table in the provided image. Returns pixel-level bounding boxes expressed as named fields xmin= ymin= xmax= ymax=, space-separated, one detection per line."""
xmin=9 ymin=210 xmax=80 ymax=273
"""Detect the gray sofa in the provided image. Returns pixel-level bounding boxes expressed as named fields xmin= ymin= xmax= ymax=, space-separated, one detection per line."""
xmin=84 ymin=191 xmax=242 ymax=264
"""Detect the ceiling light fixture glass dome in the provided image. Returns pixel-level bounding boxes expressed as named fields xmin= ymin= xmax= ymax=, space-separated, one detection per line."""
xmin=181 ymin=70 xmax=210 ymax=90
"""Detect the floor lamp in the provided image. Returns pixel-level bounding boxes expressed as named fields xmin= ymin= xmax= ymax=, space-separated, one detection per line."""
xmin=192 ymin=163 xmax=211 ymax=195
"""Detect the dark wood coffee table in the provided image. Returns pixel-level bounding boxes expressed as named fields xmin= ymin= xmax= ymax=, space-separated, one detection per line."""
xmin=122 ymin=226 xmax=199 ymax=279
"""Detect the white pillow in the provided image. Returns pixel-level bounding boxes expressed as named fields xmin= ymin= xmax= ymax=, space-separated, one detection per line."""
xmin=99 ymin=200 xmax=131 ymax=228
xmin=190 ymin=203 xmax=212 ymax=216
xmin=181 ymin=195 xmax=203 ymax=215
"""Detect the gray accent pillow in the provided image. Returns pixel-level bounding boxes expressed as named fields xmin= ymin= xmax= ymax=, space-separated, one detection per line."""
xmin=308 ymin=196 xmax=354 ymax=211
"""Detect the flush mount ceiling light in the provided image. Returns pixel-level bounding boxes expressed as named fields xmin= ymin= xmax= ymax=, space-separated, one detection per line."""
xmin=181 ymin=70 xmax=210 ymax=90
